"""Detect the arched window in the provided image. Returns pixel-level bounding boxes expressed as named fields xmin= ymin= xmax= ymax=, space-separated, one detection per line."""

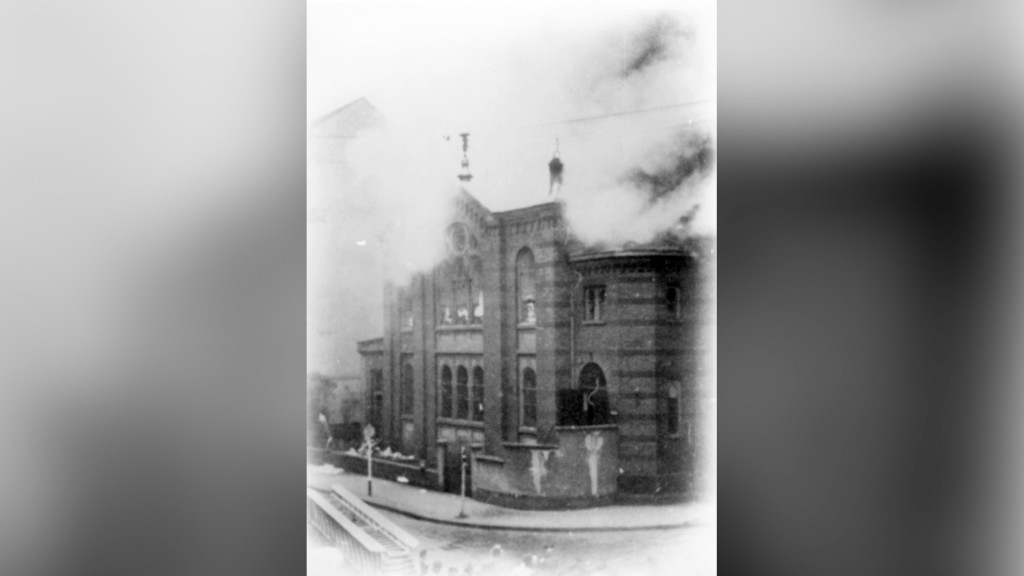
xmin=515 ymin=248 xmax=536 ymax=325
xmin=666 ymin=285 xmax=682 ymax=319
xmin=456 ymin=366 xmax=470 ymax=419
xmin=437 ymin=265 xmax=454 ymax=325
xmin=584 ymin=286 xmax=606 ymax=322
xmin=440 ymin=366 xmax=453 ymax=418
xmin=472 ymin=367 xmax=485 ymax=422
xmin=470 ymin=256 xmax=484 ymax=324
xmin=666 ymin=385 xmax=680 ymax=435
xmin=579 ymin=363 xmax=610 ymax=425
xmin=454 ymin=259 xmax=471 ymax=325
xmin=521 ymin=367 xmax=538 ymax=428
xmin=401 ymin=364 xmax=414 ymax=415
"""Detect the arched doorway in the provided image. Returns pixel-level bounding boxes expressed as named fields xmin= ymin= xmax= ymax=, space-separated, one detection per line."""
xmin=579 ymin=363 xmax=611 ymax=425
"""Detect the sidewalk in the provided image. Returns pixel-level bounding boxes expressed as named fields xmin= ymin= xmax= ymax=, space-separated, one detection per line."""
xmin=307 ymin=464 xmax=714 ymax=532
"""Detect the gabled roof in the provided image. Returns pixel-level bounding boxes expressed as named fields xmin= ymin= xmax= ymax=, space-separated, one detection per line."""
xmin=309 ymin=97 xmax=386 ymax=139
xmin=452 ymin=187 xmax=498 ymax=230
xmin=492 ymin=200 xmax=561 ymax=224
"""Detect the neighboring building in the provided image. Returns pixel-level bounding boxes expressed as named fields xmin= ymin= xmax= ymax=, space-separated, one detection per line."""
xmin=357 ymin=188 xmax=713 ymax=507
xmin=308 ymin=97 xmax=388 ymax=378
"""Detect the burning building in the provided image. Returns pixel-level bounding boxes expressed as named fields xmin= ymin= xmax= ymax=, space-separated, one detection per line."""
xmin=316 ymin=8 xmax=715 ymax=509
xmin=357 ymin=170 xmax=713 ymax=508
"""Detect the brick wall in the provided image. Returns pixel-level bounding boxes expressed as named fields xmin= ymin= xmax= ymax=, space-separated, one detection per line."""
xmin=360 ymin=192 xmax=710 ymax=500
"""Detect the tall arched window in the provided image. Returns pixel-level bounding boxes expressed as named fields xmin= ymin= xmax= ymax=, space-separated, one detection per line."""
xmin=515 ymin=248 xmax=536 ymax=325
xmin=472 ymin=367 xmax=485 ymax=422
xmin=454 ymin=259 xmax=471 ymax=325
xmin=401 ymin=364 xmax=414 ymax=415
xmin=470 ymin=256 xmax=484 ymax=324
xmin=666 ymin=384 xmax=680 ymax=435
xmin=579 ymin=362 xmax=610 ymax=425
xmin=440 ymin=366 xmax=453 ymax=418
xmin=437 ymin=262 xmax=456 ymax=326
xmin=456 ymin=366 xmax=469 ymax=419
xmin=666 ymin=285 xmax=682 ymax=320
xmin=521 ymin=367 xmax=538 ymax=428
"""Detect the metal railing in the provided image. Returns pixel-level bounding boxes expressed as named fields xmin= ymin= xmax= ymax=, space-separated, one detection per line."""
xmin=307 ymin=486 xmax=420 ymax=575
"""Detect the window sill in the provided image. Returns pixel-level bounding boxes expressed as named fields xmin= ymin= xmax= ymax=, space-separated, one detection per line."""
xmin=435 ymin=324 xmax=483 ymax=332
xmin=517 ymin=323 xmax=536 ymax=330
xmin=436 ymin=418 xmax=485 ymax=429
xmin=581 ymin=320 xmax=606 ymax=326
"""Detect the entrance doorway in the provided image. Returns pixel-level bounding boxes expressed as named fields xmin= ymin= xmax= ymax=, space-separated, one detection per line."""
xmin=438 ymin=442 xmax=473 ymax=495
xmin=579 ymin=363 xmax=611 ymax=425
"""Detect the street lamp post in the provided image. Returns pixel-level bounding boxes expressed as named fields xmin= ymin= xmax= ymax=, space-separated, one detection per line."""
xmin=457 ymin=445 xmax=468 ymax=519
xmin=363 ymin=424 xmax=376 ymax=497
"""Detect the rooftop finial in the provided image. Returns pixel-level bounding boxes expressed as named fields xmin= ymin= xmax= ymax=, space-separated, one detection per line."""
xmin=458 ymin=132 xmax=472 ymax=182
xmin=548 ymin=136 xmax=564 ymax=195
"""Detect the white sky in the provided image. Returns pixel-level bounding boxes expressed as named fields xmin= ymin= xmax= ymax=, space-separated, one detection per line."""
xmin=308 ymin=0 xmax=715 ymax=123
xmin=309 ymin=0 xmax=716 ymax=211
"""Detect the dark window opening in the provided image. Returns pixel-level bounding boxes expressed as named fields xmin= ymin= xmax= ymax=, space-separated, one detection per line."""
xmin=667 ymin=387 xmax=680 ymax=435
xmin=472 ymin=367 xmax=485 ymax=422
xmin=440 ymin=366 xmax=453 ymax=418
xmin=584 ymin=286 xmax=606 ymax=322
xmin=578 ymin=362 xmax=611 ymax=425
xmin=666 ymin=286 xmax=682 ymax=319
xmin=521 ymin=367 xmax=537 ymax=428
xmin=516 ymin=248 xmax=537 ymax=324
xmin=456 ymin=366 xmax=469 ymax=419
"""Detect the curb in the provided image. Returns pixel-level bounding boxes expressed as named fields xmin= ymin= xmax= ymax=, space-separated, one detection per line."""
xmin=360 ymin=498 xmax=708 ymax=532
xmin=308 ymin=466 xmax=711 ymax=533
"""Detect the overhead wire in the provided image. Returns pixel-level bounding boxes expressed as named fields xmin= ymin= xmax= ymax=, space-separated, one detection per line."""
xmin=309 ymin=99 xmax=712 ymax=140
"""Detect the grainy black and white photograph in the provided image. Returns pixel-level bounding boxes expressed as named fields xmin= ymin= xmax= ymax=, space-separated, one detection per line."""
xmin=12 ymin=2 xmax=1024 ymax=576
xmin=306 ymin=2 xmax=717 ymax=575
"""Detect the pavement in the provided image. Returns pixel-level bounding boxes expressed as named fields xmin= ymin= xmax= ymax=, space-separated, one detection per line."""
xmin=307 ymin=463 xmax=714 ymax=532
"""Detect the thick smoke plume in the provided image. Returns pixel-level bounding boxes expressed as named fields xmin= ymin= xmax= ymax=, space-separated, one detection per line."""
xmin=307 ymin=8 xmax=715 ymax=374
xmin=308 ymin=117 xmax=463 ymax=373
xmin=554 ymin=13 xmax=717 ymax=248
xmin=622 ymin=13 xmax=691 ymax=78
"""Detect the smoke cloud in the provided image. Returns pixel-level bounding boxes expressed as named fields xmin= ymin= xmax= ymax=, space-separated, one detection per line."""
xmin=308 ymin=116 xmax=464 ymax=373
xmin=308 ymin=6 xmax=716 ymax=373
xmin=553 ymin=13 xmax=717 ymax=248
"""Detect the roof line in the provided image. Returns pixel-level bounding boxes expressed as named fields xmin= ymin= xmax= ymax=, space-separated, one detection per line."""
xmin=309 ymin=97 xmax=376 ymax=128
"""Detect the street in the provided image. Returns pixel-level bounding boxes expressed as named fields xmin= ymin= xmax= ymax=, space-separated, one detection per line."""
xmin=307 ymin=463 xmax=714 ymax=576
xmin=372 ymin=508 xmax=714 ymax=576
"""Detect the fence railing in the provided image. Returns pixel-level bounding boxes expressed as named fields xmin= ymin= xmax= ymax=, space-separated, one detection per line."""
xmin=307 ymin=487 xmax=419 ymax=575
